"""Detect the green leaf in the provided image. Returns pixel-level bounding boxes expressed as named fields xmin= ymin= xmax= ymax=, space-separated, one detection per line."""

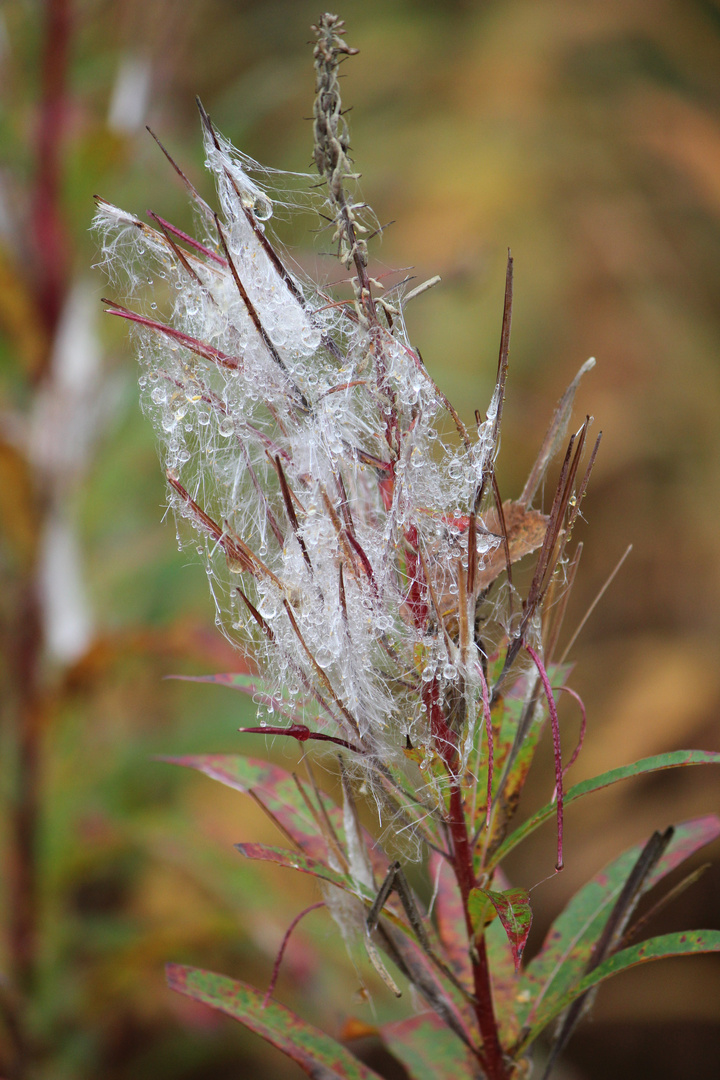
xmin=380 ymin=1013 xmax=479 ymax=1079
xmin=162 ymin=754 xmax=341 ymax=862
xmin=492 ymin=749 xmax=720 ymax=866
xmin=468 ymin=888 xmax=532 ymax=971
xmin=517 ymin=930 xmax=720 ymax=1052
xmin=167 ymin=964 xmax=384 ymax=1079
xmin=517 ymin=815 xmax=720 ymax=1026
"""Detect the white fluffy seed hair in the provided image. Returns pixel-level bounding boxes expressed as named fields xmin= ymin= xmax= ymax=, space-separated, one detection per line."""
xmin=94 ymin=117 xmax=505 ymax=790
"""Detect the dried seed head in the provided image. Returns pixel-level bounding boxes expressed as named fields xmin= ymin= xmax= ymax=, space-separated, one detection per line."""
xmin=94 ymin=27 xmax=592 ymax=821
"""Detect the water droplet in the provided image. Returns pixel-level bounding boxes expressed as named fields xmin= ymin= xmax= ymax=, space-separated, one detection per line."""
xmin=254 ymin=195 xmax=273 ymax=221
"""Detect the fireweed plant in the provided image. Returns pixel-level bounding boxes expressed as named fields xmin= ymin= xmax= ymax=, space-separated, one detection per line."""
xmin=94 ymin=15 xmax=720 ymax=1080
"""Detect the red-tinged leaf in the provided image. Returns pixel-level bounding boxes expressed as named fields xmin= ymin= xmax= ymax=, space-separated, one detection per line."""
xmin=164 ymin=755 xmax=389 ymax=886
xmin=517 ymin=816 xmax=720 ymax=1027
xmin=428 ymin=852 xmax=472 ymax=986
xmin=379 ymin=1013 xmax=481 ymax=1080
xmin=235 ymin=841 xmax=362 ymax=895
xmin=468 ymin=887 xmax=532 ymax=971
xmin=167 ymin=964 xmax=383 ymax=1080
xmin=492 ymin=749 xmax=720 ymax=866
xmin=162 ymin=755 xmax=338 ymax=861
xmin=517 ymin=929 xmax=720 ymax=1052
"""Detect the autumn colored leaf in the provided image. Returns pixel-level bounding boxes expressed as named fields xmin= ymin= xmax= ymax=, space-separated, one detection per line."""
xmin=485 ymin=915 xmax=521 ymax=1044
xmin=517 ymin=930 xmax=720 ymax=1053
xmin=475 ymin=659 xmax=572 ymax=842
xmin=163 ymin=754 xmax=340 ymax=862
xmin=492 ymin=749 xmax=720 ymax=867
xmin=167 ymin=964 xmax=384 ymax=1079
xmin=380 ymin=1013 xmax=481 ymax=1080
xmin=468 ymin=887 xmax=532 ymax=971
xmin=235 ymin=841 xmax=362 ymax=894
xmin=474 ymin=500 xmax=549 ymax=592
xmin=517 ymin=815 xmax=720 ymax=1027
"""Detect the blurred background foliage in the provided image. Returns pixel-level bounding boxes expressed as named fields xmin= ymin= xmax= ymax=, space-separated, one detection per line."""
xmin=0 ymin=1 xmax=719 ymax=1077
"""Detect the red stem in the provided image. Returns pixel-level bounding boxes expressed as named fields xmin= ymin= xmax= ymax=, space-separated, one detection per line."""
xmin=262 ymin=902 xmax=325 ymax=1007
xmin=429 ymin=681 xmax=507 ymax=1079
xmin=446 ymin=778 xmax=508 ymax=1080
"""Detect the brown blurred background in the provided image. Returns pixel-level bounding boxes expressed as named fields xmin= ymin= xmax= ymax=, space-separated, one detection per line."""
xmin=1 ymin=1 xmax=719 ymax=1077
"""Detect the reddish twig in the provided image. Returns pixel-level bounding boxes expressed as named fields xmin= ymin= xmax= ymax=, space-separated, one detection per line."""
xmin=239 ymin=722 xmax=361 ymax=754
xmin=262 ymin=902 xmax=326 ymax=1007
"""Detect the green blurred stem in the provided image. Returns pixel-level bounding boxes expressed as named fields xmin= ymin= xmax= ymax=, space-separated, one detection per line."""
xmin=4 ymin=3 xmax=72 ymax=1077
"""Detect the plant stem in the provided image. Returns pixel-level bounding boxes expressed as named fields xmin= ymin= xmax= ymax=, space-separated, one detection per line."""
xmin=7 ymin=585 xmax=45 ymax=1080
xmin=33 ymin=0 xmax=71 ymax=347
xmin=448 ymin=778 xmax=508 ymax=1080
xmin=3 ymin=5 xmax=72 ymax=1076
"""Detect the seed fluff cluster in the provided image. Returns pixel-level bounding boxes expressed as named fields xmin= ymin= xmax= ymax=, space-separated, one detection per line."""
xmin=94 ymin=16 xmax=597 ymax=835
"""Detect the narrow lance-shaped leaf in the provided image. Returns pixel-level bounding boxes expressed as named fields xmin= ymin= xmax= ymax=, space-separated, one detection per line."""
xmin=235 ymin=842 xmax=355 ymax=892
xmin=537 ymin=826 xmax=674 ymax=1080
xmin=518 ymin=815 xmax=720 ymax=1027
xmin=517 ymin=930 xmax=720 ymax=1053
xmin=167 ymin=965 xmax=384 ymax=1080
xmin=492 ymin=749 xmax=720 ymax=867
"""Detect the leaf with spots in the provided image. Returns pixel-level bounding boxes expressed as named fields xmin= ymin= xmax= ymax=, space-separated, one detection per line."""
xmin=380 ymin=1012 xmax=482 ymax=1080
xmin=468 ymin=887 xmax=532 ymax=972
xmin=517 ymin=929 xmax=720 ymax=1053
xmin=516 ymin=815 xmax=720 ymax=1028
xmin=163 ymin=754 xmax=342 ymax=862
xmin=167 ymin=965 xmax=384 ymax=1079
xmin=492 ymin=749 xmax=720 ymax=868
